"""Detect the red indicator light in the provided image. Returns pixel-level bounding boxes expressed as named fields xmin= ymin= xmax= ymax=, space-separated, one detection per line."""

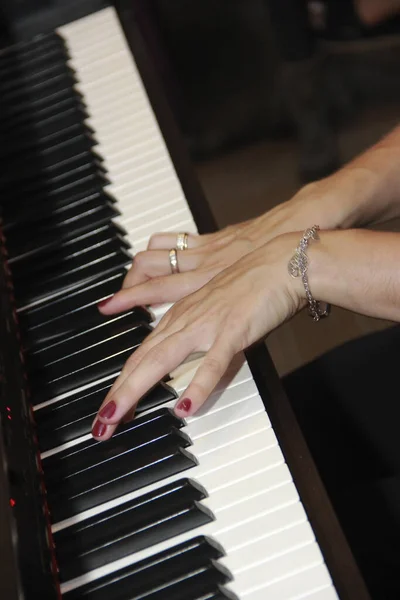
xmin=9 ymin=498 xmax=16 ymax=508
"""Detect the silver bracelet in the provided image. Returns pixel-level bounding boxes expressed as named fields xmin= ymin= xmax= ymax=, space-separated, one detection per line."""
xmin=288 ymin=225 xmax=331 ymax=322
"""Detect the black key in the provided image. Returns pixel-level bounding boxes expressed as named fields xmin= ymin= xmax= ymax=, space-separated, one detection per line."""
xmin=4 ymin=189 xmax=116 ymax=232
xmin=136 ymin=561 xmax=232 ymax=600
xmin=23 ymin=302 xmax=151 ymax=354
xmin=0 ymin=122 xmax=95 ymax=166
xmin=0 ymin=94 xmax=84 ymax=134
xmin=0 ymin=69 xmax=77 ymax=106
xmin=63 ymin=536 xmax=225 ymax=600
xmin=45 ymin=430 xmax=196 ymax=521
xmin=43 ymin=408 xmax=184 ymax=476
xmin=8 ymin=207 xmax=120 ymax=264
xmin=16 ymin=246 xmax=131 ymax=309
xmin=35 ymin=380 xmax=175 ymax=452
xmin=2 ymin=101 xmax=88 ymax=141
xmin=0 ymin=44 xmax=68 ymax=79
xmin=12 ymin=226 xmax=128 ymax=281
xmin=0 ymin=147 xmax=100 ymax=198
xmin=0 ymin=33 xmax=65 ymax=62
xmin=17 ymin=271 xmax=127 ymax=343
xmin=30 ymin=322 xmax=150 ymax=401
xmin=0 ymin=147 xmax=105 ymax=193
xmin=0 ymin=60 xmax=73 ymax=96
xmin=28 ymin=311 xmax=144 ymax=371
xmin=55 ymin=479 xmax=213 ymax=581
xmin=0 ymin=85 xmax=82 ymax=125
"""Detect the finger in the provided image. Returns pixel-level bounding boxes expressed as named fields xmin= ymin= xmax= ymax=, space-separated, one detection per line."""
xmin=92 ymin=330 xmax=196 ymax=440
xmin=99 ymin=315 xmax=181 ymax=403
xmin=98 ymin=270 xmax=212 ymax=314
xmin=174 ymin=340 xmax=235 ymax=418
xmin=147 ymin=232 xmax=204 ymax=250
xmin=122 ymin=249 xmax=201 ymax=289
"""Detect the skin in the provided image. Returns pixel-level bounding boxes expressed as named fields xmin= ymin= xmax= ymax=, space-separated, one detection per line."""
xmin=93 ymin=125 xmax=400 ymax=440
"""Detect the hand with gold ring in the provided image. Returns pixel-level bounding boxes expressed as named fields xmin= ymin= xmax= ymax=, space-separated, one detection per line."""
xmin=98 ymin=178 xmax=344 ymax=316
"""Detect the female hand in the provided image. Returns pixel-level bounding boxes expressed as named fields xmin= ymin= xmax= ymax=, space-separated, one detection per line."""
xmin=98 ymin=178 xmax=341 ymax=315
xmin=92 ymin=232 xmax=306 ymax=440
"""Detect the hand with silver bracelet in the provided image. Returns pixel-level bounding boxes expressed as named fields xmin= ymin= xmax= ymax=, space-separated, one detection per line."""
xmin=93 ymin=222 xmax=400 ymax=439
xmin=99 ymin=125 xmax=400 ymax=316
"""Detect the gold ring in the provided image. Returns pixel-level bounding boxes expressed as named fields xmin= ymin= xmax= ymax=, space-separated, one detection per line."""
xmin=176 ymin=232 xmax=189 ymax=251
xmin=169 ymin=248 xmax=179 ymax=274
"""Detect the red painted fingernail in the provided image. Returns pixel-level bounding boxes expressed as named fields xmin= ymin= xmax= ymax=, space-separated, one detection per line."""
xmin=175 ymin=398 xmax=192 ymax=413
xmin=92 ymin=420 xmax=107 ymax=437
xmin=98 ymin=296 xmax=113 ymax=309
xmin=99 ymin=400 xmax=116 ymax=419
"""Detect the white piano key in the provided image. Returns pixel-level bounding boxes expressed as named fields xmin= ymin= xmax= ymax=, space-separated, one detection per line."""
xmin=230 ymin=542 xmax=324 ymax=594
xmin=235 ymin=564 xmax=334 ymax=600
xmin=220 ymin=521 xmax=315 ymax=573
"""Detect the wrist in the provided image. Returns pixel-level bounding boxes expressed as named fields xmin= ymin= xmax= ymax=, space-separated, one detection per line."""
xmin=289 ymin=168 xmax=379 ymax=231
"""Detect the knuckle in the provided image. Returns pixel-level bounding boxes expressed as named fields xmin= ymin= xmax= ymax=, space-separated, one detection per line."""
xmin=148 ymin=344 xmax=169 ymax=369
xmin=202 ymin=354 xmax=224 ymax=376
xmin=147 ymin=234 xmax=160 ymax=249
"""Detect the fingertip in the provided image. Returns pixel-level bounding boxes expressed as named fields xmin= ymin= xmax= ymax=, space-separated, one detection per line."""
xmin=97 ymin=296 xmax=115 ymax=313
xmin=92 ymin=420 xmax=114 ymax=440
xmin=174 ymin=397 xmax=193 ymax=417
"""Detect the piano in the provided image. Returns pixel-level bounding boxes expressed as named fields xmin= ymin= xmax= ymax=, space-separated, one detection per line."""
xmin=0 ymin=4 xmax=371 ymax=599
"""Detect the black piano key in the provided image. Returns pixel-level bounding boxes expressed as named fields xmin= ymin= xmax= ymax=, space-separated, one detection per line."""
xmin=18 ymin=270 xmax=125 ymax=321
xmin=0 ymin=69 xmax=77 ymax=105
xmin=0 ymin=148 xmax=105 ymax=193
xmin=4 ymin=189 xmax=116 ymax=232
xmin=0 ymin=32 xmax=65 ymax=62
xmin=0 ymin=150 xmax=101 ymax=198
xmin=55 ymin=479 xmax=212 ymax=581
xmin=15 ymin=239 xmax=129 ymax=296
xmin=136 ymin=561 xmax=232 ymax=600
xmin=0 ymin=85 xmax=83 ymax=125
xmin=0 ymin=60 xmax=73 ymax=96
xmin=24 ymin=302 xmax=151 ymax=354
xmin=0 ymin=123 xmax=95 ymax=170
xmin=16 ymin=247 xmax=131 ymax=310
xmin=35 ymin=381 xmax=175 ymax=452
xmin=30 ymin=323 xmax=150 ymax=402
xmin=43 ymin=408 xmax=184 ymax=477
xmin=63 ymin=536 xmax=224 ymax=600
xmin=12 ymin=227 xmax=128 ymax=281
xmin=28 ymin=311 xmax=144 ymax=370
xmin=46 ymin=431 xmax=196 ymax=521
xmin=2 ymin=102 xmax=89 ymax=141
xmin=7 ymin=207 xmax=121 ymax=264
xmin=0 ymin=43 xmax=68 ymax=77
xmin=0 ymin=93 xmax=84 ymax=134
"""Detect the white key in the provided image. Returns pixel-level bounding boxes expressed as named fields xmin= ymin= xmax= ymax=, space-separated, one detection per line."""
xmin=235 ymin=564 xmax=334 ymax=600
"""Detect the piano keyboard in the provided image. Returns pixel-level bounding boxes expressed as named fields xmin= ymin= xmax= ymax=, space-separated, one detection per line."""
xmin=0 ymin=6 xmax=340 ymax=600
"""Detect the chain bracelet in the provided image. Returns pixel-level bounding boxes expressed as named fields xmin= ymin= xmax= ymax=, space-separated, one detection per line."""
xmin=288 ymin=225 xmax=331 ymax=322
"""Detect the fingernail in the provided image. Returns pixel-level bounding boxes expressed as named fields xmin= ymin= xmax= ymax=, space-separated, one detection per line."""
xmin=175 ymin=398 xmax=192 ymax=414
xmin=98 ymin=400 xmax=116 ymax=419
xmin=92 ymin=420 xmax=107 ymax=437
xmin=98 ymin=296 xmax=113 ymax=309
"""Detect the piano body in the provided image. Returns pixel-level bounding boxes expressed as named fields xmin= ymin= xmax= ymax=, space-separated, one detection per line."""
xmin=0 ymin=3 xmax=371 ymax=599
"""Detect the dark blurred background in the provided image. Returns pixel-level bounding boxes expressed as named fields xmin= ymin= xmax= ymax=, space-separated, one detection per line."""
xmin=1 ymin=0 xmax=400 ymax=373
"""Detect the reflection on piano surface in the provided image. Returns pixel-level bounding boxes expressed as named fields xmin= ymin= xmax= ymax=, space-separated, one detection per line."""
xmin=0 ymin=5 xmax=370 ymax=600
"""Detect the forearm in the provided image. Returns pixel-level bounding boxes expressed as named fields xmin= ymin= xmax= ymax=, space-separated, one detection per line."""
xmin=286 ymin=124 xmax=400 ymax=231
xmin=308 ymin=228 xmax=400 ymax=322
